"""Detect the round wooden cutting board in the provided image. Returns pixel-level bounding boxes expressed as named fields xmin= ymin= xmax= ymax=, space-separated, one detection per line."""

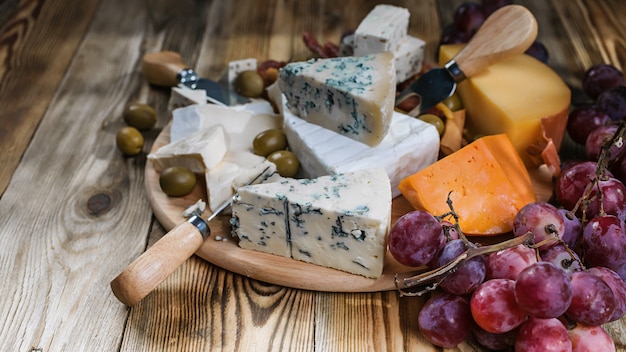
xmin=145 ymin=123 xmax=554 ymax=292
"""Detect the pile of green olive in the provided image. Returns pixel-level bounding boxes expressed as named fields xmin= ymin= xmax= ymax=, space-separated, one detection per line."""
xmin=252 ymin=128 xmax=299 ymax=177
xmin=115 ymin=102 xmax=157 ymax=156
xmin=416 ymin=93 xmax=464 ymax=136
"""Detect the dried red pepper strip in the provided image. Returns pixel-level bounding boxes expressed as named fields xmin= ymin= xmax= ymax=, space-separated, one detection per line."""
xmin=302 ymin=31 xmax=328 ymax=58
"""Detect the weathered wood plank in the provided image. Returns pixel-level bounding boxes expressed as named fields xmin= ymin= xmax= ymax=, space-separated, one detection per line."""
xmin=0 ymin=0 xmax=102 ymax=197
xmin=0 ymin=0 xmax=157 ymax=349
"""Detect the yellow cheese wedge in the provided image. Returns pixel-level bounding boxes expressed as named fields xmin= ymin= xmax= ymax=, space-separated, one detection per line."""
xmin=439 ymin=44 xmax=571 ymax=174
xmin=399 ymin=134 xmax=536 ymax=235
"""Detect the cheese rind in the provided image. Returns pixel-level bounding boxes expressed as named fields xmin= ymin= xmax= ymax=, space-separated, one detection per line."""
xmin=353 ymin=4 xmax=409 ymax=56
xmin=278 ymin=53 xmax=396 ymax=147
xmin=282 ymin=97 xmax=439 ymax=198
xmin=170 ymin=103 xmax=281 ymax=210
xmin=231 ymin=168 xmax=392 ymax=278
xmin=439 ymin=44 xmax=570 ymax=171
xmin=148 ymin=124 xmax=228 ymax=173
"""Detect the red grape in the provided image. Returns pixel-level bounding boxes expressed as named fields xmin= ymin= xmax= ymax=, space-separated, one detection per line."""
xmin=513 ymin=201 xmax=565 ymax=246
xmin=486 ymin=244 xmax=537 ymax=280
xmin=583 ymin=64 xmax=624 ymax=100
xmin=568 ymin=325 xmax=616 ymax=352
xmin=435 ymin=239 xmax=486 ymax=295
xmin=587 ymin=266 xmax=626 ymax=321
xmin=539 ymin=243 xmax=583 ymax=273
xmin=596 ymin=85 xmax=626 ymax=121
xmin=471 ymin=324 xmax=517 ymax=351
xmin=481 ymin=0 xmax=513 ymax=17
xmin=566 ymin=106 xmax=611 ymax=145
xmin=470 ymin=279 xmax=527 ymax=333
xmin=582 ymin=177 xmax=626 ymax=221
xmin=515 ymin=262 xmax=572 ymax=319
xmin=582 ymin=214 xmax=626 ymax=280
xmin=585 ymin=124 xmax=624 ymax=161
xmin=418 ymin=292 xmax=472 ymax=348
xmin=525 ymin=41 xmax=549 ymax=64
xmin=555 ymin=161 xmax=609 ymax=210
xmin=388 ymin=210 xmax=445 ymax=267
xmin=566 ymin=270 xmax=616 ymax=326
xmin=515 ymin=317 xmax=572 ymax=352
xmin=559 ymin=209 xmax=582 ymax=249
xmin=453 ymin=2 xmax=485 ymax=34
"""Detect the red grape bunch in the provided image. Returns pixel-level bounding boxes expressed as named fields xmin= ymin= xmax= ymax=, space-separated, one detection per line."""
xmin=387 ymin=62 xmax=626 ymax=351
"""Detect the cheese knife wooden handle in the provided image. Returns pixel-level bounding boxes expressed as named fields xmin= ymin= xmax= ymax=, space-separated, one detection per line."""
xmin=110 ymin=216 xmax=208 ymax=306
xmin=142 ymin=51 xmax=193 ymax=87
xmin=451 ymin=5 xmax=538 ymax=80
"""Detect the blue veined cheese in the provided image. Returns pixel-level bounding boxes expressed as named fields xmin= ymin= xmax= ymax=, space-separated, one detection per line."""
xmin=395 ymin=36 xmax=425 ymax=82
xmin=148 ymin=124 xmax=228 ymax=173
xmin=230 ymin=168 xmax=392 ymax=278
xmin=278 ymin=53 xmax=396 ymax=147
xmin=170 ymin=103 xmax=281 ymax=211
xmin=353 ymin=4 xmax=409 ymax=56
xmin=281 ymin=97 xmax=439 ymax=198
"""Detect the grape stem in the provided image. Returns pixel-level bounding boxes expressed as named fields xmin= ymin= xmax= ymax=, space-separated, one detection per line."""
xmin=395 ymin=232 xmax=556 ymax=296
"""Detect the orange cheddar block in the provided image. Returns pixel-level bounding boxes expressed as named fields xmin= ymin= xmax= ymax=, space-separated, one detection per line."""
xmin=439 ymin=44 xmax=571 ymax=175
xmin=398 ymin=134 xmax=536 ymax=235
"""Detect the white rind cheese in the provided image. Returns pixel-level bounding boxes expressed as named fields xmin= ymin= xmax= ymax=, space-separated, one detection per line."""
xmin=282 ymin=97 xmax=439 ymax=198
xmin=231 ymin=168 xmax=392 ymax=278
xmin=170 ymin=103 xmax=281 ymax=211
xmin=353 ymin=4 xmax=410 ymax=56
xmin=278 ymin=53 xmax=396 ymax=147
xmin=148 ymin=124 xmax=228 ymax=173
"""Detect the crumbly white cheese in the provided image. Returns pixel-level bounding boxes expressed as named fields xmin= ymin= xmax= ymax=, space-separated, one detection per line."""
xmin=353 ymin=4 xmax=410 ymax=56
xmin=278 ymin=53 xmax=396 ymax=147
xmin=282 ymin=96 xmax=439 ymax=198
xmin=394 ymin=35 xmax=425 ymax=82
xmin=231 ymin=168 xmax=391 ymax=278
xmin=170 ymin=103 xmax=281 ymax=210
xmin=148 ymin=124 xmax=228 ymax=173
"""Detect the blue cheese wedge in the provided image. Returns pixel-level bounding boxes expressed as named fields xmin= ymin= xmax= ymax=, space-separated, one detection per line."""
xmin=231 ymin=168 xmax=392 ymax=278
xmin=282 ymin=97 xmax=439 ymax=198
xmin=353 ymin=4 xmax=410 ymax=56
xmin=170 ymin=103 xmax=281 ymax=211
xmin=278 ymin=53 xmax=395 ymax=147
xmin=148 ymin=124 xmax=228 ymax=173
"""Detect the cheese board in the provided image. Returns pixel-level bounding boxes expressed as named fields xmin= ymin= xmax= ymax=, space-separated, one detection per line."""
xmin=144 ymin=122 xmax=555 ymax=292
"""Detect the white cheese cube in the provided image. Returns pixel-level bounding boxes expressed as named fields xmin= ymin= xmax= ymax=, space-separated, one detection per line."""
xmin=395 ymin=35 xmax=425 ymax=82
xmin=231 ymin=168 xmax=391 ymax=278
xmin=168 ymin=86 xmax=208 ymax=111
xmin=353 ymin=4 xmax=409 ymax=56
xmin=282 ymin=97 xmax=439 ymax=198
xmin=278 ymin=53 xmax=396 ymax=147
xmin=170 ymin=103 xmax=281 ymax=211
xmin=148 ymin=124 xmax=228 ymax=173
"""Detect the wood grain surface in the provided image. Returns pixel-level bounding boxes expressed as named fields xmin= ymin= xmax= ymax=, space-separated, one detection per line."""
xmin=1 ymin=0 xmax=625 ymax=351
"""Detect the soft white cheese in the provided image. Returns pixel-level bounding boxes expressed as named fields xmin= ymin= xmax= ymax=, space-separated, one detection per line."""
xmin=148 ymin=124 xmax=228 ymax=173
xmin=231 ymin=168 xmax=392 ymax=278
xmin=170 ymin=103 xmax=281 ymax=210
xmin=278 ymin=53 xmax=396 ymax=147
xmin=282 ymin=97 xmax=439 ymax=198
xmin=353 ymin=4 xmax=409 ymax=56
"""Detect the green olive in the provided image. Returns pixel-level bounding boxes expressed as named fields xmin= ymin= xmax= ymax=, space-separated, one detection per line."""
xmin=441 ymin=93 xmax=463 ymax=112
xmin=234 ymin=70 xmax=265 ymax=98
xmin=116 ymin=126 xmax=144 ymax=156
xmin=159 ymin=166 xmax=196 ymax=197
xmin=253 ymin=129 xmax=287 ymax=156
xmin=123 ymin=102 xmax=157 ymax=130
xmin=267 ymin=150 xmax=299 ymax=177
xmin=418 ymin=114 xmax=445 ymax=135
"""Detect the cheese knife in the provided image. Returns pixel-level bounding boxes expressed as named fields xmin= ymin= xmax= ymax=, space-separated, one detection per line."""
xmin=395 ymin=5 xmax=538 ymax=116
xmin=110 ymin=167 xmax=270 ymax=307
xmin=141 ymin=51 xmax=247 ymax=106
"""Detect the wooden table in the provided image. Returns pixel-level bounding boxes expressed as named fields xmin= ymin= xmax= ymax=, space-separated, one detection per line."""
xmin=1 ymin=0 xmax=625 ymax=350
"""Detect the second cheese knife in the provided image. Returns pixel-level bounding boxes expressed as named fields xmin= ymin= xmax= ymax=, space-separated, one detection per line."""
xmin=395 ymin=5 xmax=538 ymax=116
